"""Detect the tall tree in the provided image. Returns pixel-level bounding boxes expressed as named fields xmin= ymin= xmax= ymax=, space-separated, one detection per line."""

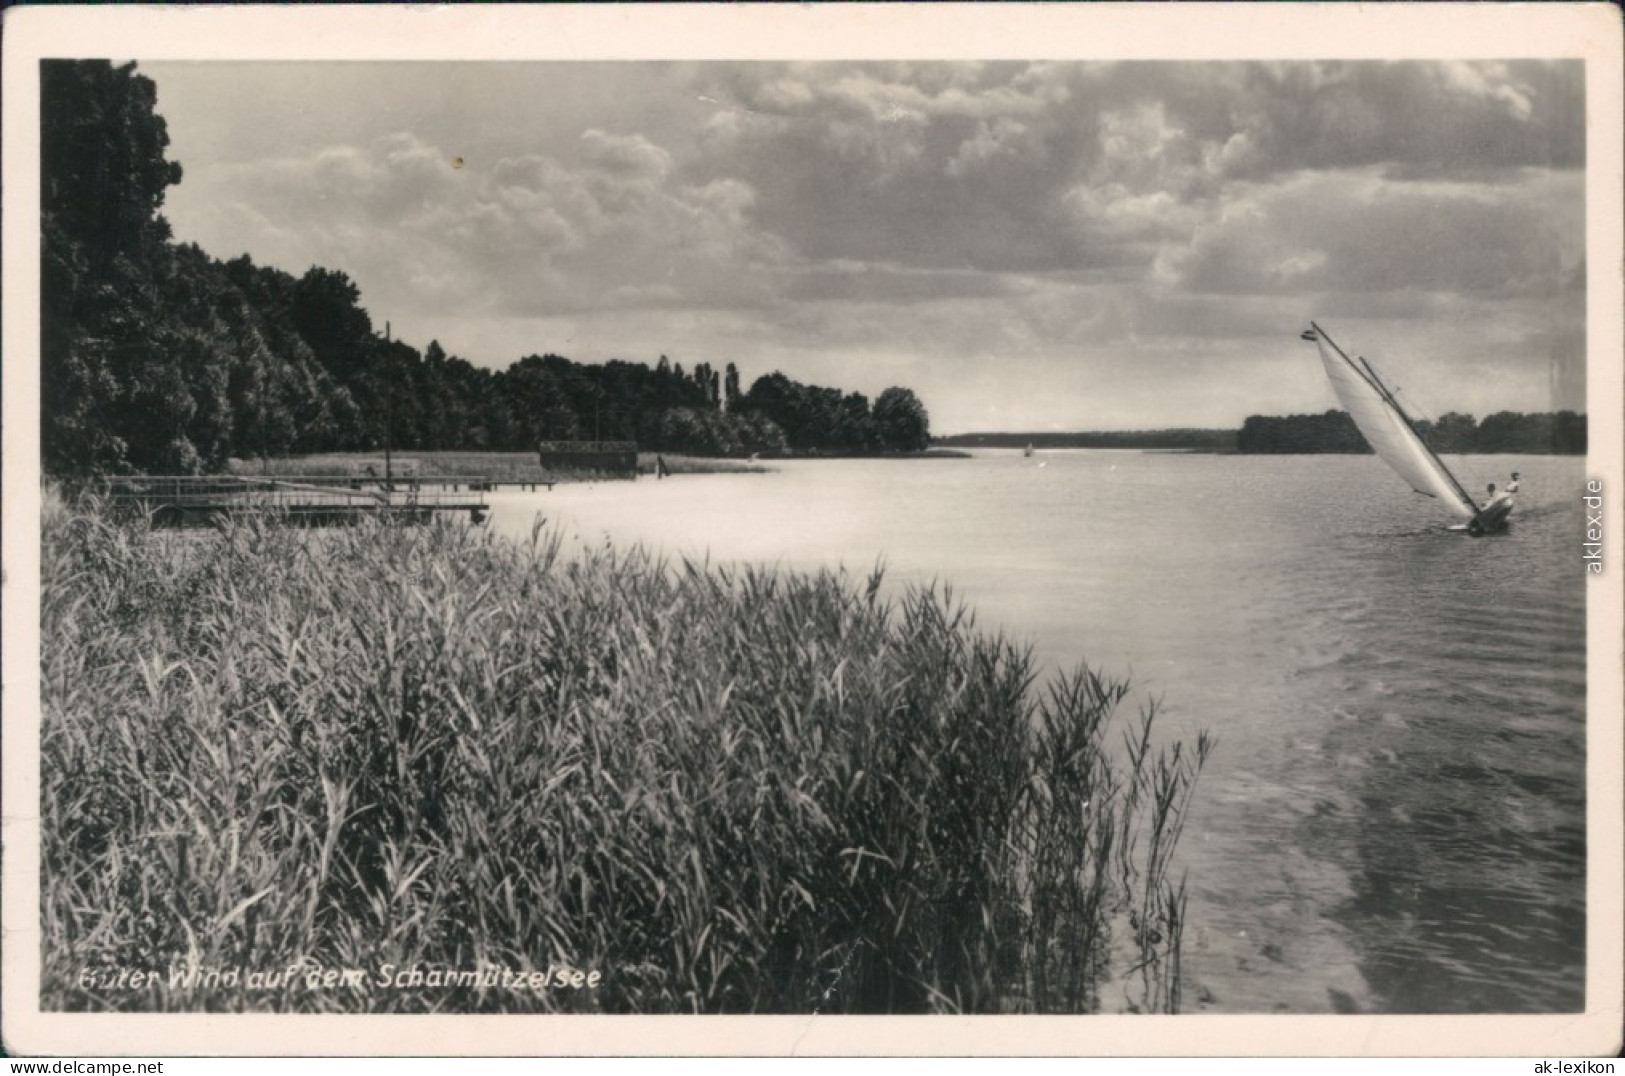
xmin=1424 ymin=411 xmax=1479 ymax=454
xmin=42 ymin=60 xmax=187 ymax=474
xmin=37 ymin=62 xmax=940 ymax=472
xmin=290 ymin=268 xmax=374 ymax=385
xmin=872 ymin=387 xmax=931 ymax=452
xmin=724 ymin=362 xmax=741 ymax=413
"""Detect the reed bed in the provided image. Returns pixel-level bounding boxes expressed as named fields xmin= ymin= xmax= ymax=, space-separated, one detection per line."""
xmin=41 ymin=494 xmax=1208 ymax=1013
xmin=636 ymin=453 xmax=768 ymax=477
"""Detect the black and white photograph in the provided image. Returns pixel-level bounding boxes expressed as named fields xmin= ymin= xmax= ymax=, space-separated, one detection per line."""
xmin=3 ymin=3 xmax=1621 ymax=1058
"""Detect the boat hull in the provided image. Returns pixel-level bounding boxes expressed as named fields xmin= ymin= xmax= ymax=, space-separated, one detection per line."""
xmin=1449 ymin=499 xmax=1515 ymax=536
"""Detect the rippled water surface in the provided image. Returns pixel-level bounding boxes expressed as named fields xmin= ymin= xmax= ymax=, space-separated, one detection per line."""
xmin=487 ymin=451 xmax=1588 ymax=1014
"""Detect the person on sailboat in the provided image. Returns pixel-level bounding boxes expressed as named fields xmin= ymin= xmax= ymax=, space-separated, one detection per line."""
xmin=1482 ymin=482 xmax=1512 ymax=511
xmin=1506 ymin=471 xmax=1521 ymax=495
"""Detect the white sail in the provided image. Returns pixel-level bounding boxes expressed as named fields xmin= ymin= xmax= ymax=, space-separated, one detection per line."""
xmin=1306 ymin=326 xmax=1478 ymax=522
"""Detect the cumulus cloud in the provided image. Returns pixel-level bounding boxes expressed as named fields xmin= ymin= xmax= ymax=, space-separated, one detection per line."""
xmin=181 ymin=127 xmax=790 ymax=319
xmin=1160 ymin=169 xmax=1583 ymax=299
xmin=153 ymin=58 xmax=1587 ymax=428
xmin=679 ymin=60 xmax=1581 ymax=285
xmin=686 ymin=62 xmax=1098 ymax=273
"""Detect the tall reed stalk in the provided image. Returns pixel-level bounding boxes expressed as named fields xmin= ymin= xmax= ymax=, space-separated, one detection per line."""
xmin=41 ymin=493 xmax=1208 ymax=1013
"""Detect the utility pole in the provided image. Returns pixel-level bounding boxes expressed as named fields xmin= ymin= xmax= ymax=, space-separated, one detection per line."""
xmin=383 ymin=321 xmax=393 ymax=491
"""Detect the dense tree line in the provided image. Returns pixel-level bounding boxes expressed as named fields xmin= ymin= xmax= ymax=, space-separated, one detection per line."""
xmin=937 ymin=429 xmax=1237 ymax=451
xmin=741 ymin=374 xmax=930 ymax=455
xmin=1237 ymin=409 xmax=1587 ymax=454
xmin=41 ymin=61 xmax=931 ymax=478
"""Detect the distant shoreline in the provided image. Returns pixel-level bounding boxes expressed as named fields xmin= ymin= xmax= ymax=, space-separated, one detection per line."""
xmin=210 ymin=434 xmax=1583 ymax=493
xmin=937 ymin=410 xmax=1588 ymax=456
xmin=755 ymin=447 xmax=972 ymax=461
xmin=936 ymin=430 xmax=1237 ymax=452
xmin=222 ymin=447 xmax=974 ymax=486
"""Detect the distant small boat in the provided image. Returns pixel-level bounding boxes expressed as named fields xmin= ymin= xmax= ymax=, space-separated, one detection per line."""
xmin=1023 ymin=443 xmax=1034 ymax=458
xmin=1301 ymin=323 xmax=1509 ymax=536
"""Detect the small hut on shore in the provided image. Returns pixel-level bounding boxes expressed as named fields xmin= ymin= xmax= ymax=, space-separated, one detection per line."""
xmin=537 ymin=440 xmax=638 ymax=478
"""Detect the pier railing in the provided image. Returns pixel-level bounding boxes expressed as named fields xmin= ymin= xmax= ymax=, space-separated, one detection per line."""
xmin=103 ymin=475 xmax=490 ymax=525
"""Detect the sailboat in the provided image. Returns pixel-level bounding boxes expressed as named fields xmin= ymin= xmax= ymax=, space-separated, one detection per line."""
xmin=1301 ymin=323 xmax=1510 ymax=536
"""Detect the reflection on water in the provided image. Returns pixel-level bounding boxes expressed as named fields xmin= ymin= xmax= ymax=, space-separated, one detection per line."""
xmin=486 ymin=450 xmax=1588 ymax=1013
xmin=1298 ymin=487 xmax=1586 ymax=1014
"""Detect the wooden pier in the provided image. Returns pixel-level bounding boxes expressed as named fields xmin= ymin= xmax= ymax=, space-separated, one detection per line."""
xmin=105 ymin=475 xmax=492 ymax=527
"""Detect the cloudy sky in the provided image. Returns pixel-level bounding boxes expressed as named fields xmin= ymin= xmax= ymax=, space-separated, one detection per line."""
xmin=142 ymin=60 xmax=1586 ymax=433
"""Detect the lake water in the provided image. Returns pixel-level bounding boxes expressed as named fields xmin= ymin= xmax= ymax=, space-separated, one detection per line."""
xmin=485 ymin=451 xmax=1589 ymax=1015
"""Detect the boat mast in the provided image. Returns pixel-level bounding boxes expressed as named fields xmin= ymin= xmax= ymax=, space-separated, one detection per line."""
xmin=1309 ymin=322 xmax=1485 ymax=528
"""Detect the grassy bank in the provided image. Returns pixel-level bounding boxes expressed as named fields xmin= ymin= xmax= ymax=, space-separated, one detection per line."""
xmin=225 ymin=450 xmax=963 ymax=483
xmin=41 ymin=496 xmax=1208 ymax=1013
xmin=635 ymin=452 xmax=767 ymax=477
xmin=226 ymin=451 xmax=626 ymax=484
xmin=227 ymin=448 xmax=767 ymax=481
xmin=229 ymin=451 xmax=767 ymax=483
